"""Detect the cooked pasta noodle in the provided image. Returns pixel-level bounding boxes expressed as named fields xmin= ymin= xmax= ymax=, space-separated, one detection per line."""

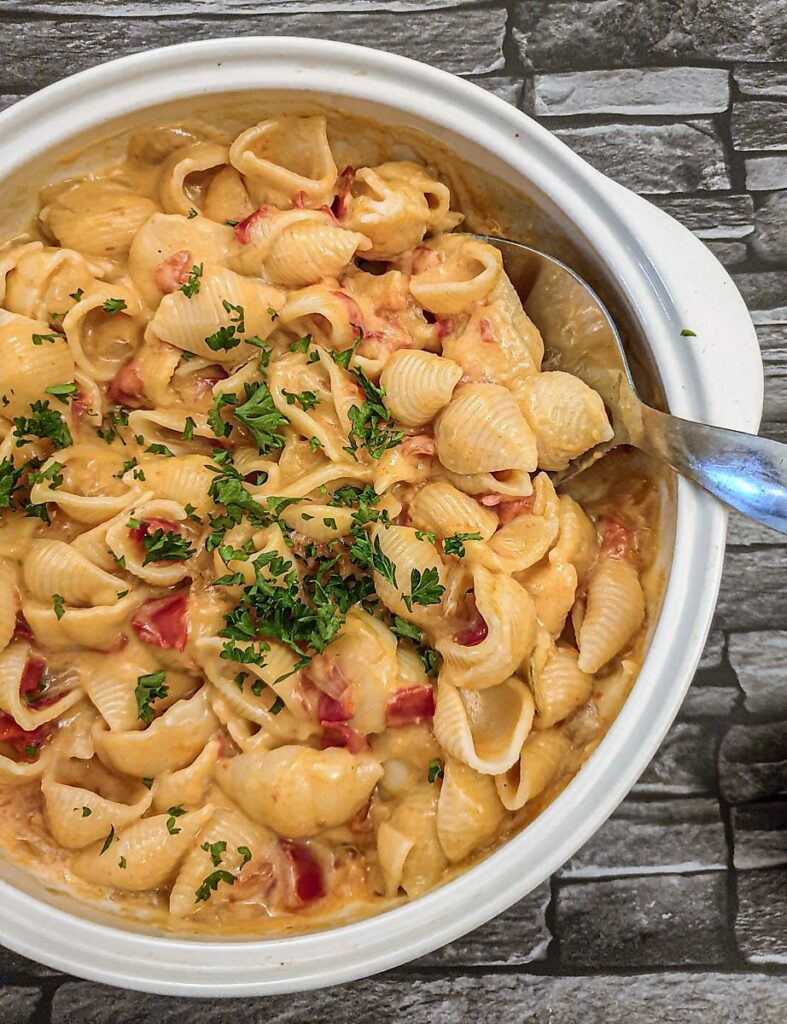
xmin=0 ymin=110 xmax=659 ymax=936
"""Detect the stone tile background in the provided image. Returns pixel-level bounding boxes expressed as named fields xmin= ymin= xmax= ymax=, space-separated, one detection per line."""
xmin=0 ymin=1 xmax=785 ymax=1020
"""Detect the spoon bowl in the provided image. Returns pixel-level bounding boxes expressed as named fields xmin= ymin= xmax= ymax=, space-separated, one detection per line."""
xmin=480 ymin=235 xmax=787 ymax=534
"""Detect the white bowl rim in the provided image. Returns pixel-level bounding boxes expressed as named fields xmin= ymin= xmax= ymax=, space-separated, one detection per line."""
xmin=0 ymin=36 xmax=762 ymax=996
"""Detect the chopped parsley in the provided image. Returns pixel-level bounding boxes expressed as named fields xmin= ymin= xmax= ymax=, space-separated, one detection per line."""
xmin=234 ymin=381 xmax=287 ymax=455
xmin=166 ymin=805 xmax=185 ymax=835
xmin=118 ymin=856 xmax=127 ymax=869
xmin=31 ymin=333 xmax=60 ymax=346
xmin=427 ymin=758 xmax=444 ymax=784
xmin=443 ymin=531 xmax=482 ymax=558
xmin=289 ymin=335 xmax=312 ymax=354
xmin=134 ymin=670 xmax=168 ymax=725
xmin=69 ymin=288 xmax=84 ymax=302
xmin=204 ymin=325 xmax=241 ymax=352
xmin=81 ymin=806 xmax=92 ymax=817
xmin=141 ymin=777 xmax=154 ymax=790
xmin=139 ymin=527 xmax=195 ymax=566
xmin=207 ymin=391 xmax=237 ymax=439
xmin=237 ymin=845 xmax=252 ymax=867
xmin=330 ymin=347 xmax=356 ymax=370
xmin=680 ymin=328 xmax=697 ymax=337
xmin=13 ymin=401 xmax=73 ymax=450
xmin=181 ymin=416 xmax=196 ymax=441
xmin=99 ymin=826 xmax=115 ymax=854
xmin=146 ymin=443 xmax=174 ymax=457
xmin=344 ymin=368 xmax=403 ymax=460
xmin=44 ymin=381 xmax=77 ymax=404
xmin=52 ymin=594 xmax=65 ymax=620
xmin=349 ymin=532 xmax=397 ymax=587
xmin=390 ymin=616 xmax=421 ymax=643
xmin=187 ymin=207 xmax=199 ymax=219
xmin=102 ymin=297 xmax=127 ymax=315
xmin=194 ymin=869 xmax=236 ymax=903
xmin=282 ymin=389 xmax=320 ymax=411
xmin=269 ymin=695 xmax=285 ymax=715
xmin=0 ymin=458 xmax=21 ymax=509
xmin=222 ymin=299 xmax=245 ymax=333
xmin=402 ymin=567 xmax=445 ymax=612
xmin=201 ymin=839 xmax=227 ymax=866
xmin=180 ymin=262 xmax=203 ymax=298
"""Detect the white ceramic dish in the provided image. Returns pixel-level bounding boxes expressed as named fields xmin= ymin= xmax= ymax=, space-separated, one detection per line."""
xmin=0 ymin=38 xmax=761 ymax=996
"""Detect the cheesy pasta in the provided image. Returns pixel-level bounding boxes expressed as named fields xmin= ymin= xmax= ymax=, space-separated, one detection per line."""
xmin=0 ymin=113 xmax=656 ymax=934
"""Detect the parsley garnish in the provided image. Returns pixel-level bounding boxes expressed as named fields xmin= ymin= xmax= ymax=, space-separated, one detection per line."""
xmin=234 ymin=381 xmax=287 ymax=455
xmin=427 ymin=758 xmax=444 ymax=784
xmin=269 ymin=695 xmax=285 ymax=715
xmin=237 ymin=845 xmax=252 ymax=867
xmin=344 ymin=368 xmax=403 ymax=460
xmin=443 ymin=532 xmax=482 ymax=558
xmin=139 ymin=527 xmax=195 ymax=566
xmin=391 ymin=616 xmax=421 ymax=642
xmin=44 ymin=381 xmax=77 ymax=405
xmin=222 ymin=299 xmax=245 ymax=333
xmin=135 ymin=670 xmax=168 ymax=724
xmin=681 ymin=328 xmax=697 ymax=337
xmin=282 ymin=389 xmax=320 ymax=411
xmin=146 ymin=443 xmax=174 ymax=457
xmin=81 ymin=806 xmax=91 ymax=817
xmin=52 ymin=594 xmax=65 ymax=620
xmin=13 ymin=400 xmax=73 ymax=450
xmin=194 ymin=869 xmax=236 ymax=903
xmin=69 ymin=288 xmax=84 ymax=302
xmin=181 ymin=416 xmax=196 ymax=441
xmin=180 ymin=262 xmax=203 ymax=298
xmin=31 ymin=333 xmax=60 ymax=346
xmin=187 ymin=207 xmax=199 ymax=219
xmin=102 ymin=297 xmax=127 ymax=315
xmin=166 ymin=805 xmax=185 ymax=835
xmin=289 ymin=335 xmax=311 ymax=353
xmin=350 ymin=533 xmax=397 ymax=587
xmin=207 ymin=391 xmax=237 ymax=439
xmin=99 ymin=826 xmax=115 ymax=854
xmin=141 ymin=777 xmax=154 ymax=790
xmin=204 ymin=325 xmax=240 ymax=352
xmin=402 ymin=567 xmax=444 ymax=612
xmin=118 ymin=856 xmax=127 ymax=869
xmin=201 ymin=839 xmax=227 ymax=866
xmin=0 ymin=459 xmax=22 ymax=510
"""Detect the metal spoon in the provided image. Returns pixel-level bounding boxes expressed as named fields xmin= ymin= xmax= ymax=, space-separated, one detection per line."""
xmin=479 ymin=236 xmax=787 ymax=534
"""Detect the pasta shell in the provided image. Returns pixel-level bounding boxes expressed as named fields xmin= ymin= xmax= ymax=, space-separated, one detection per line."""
xmin=215 ymin=745 xmax=383 ymax=838
xmin=577 ymin=556 xmax=645 ymax=673
xmin=93 ymin=687 xmax=218 ymax=777
xmin=371 ymin=524 xmax=447 ymax=629
xmin=435 ymin=383 xmax=538 ymax=475
xmin=0 ymin=641 xmax=82 ymax=731
xmin=495 ymin=728 xmax=571 ymax=811
xmin=474 ymin=473 xmax=560 ymax=574
xmin=379 ymin=786 xmax=446 ymax=896
xmin=42 ymin=762 xmax=152 ymax=849
xmin=0 ymin=559 xmax=19 ymax=654
xmin=433 ymin=675 xmax=534 ymax=775
xmin=410 ymin=237 xmax=502 ymax=315
xmin=151 ymin=737 xmax=221 ymax=813
xmin=158 ymin=142 xmax=231 ymax=216
xmin=169 ymin=806 xmax=272 ymax=918
xmin=23 ymin=540 xmax=124 ymax=607
xmin=516 ymin=555 xmax=578 ymax=639
xmin=0 ymin=309 xmax=75 ymax=418
xmin=62 ymin=281 xmax=143 ymax=382
xmin=436 ymin=758 xmax=504 ymax=862
xmin=22 ymin=590 xmax=147 ymax=653
xmin=71 ymin=805 xmax=214 ymax=892
xmin=229 ymin=116 xmax=338 ymax=208
xmin=40 ymin=180 xmax=157 ymax=259
xmin=29 ymin=445 xmax=143 ymax=525
xmin=529 ymin=633 xmax=594 ymax=730
xmin=150 ymin=263 xmax=284 ymax=363
xmin=409 ymin=481 xmax=498 ymax=541
xmin=552 ymin=495 xmax=598 ymax=585
xmin=520 ymin=371 xmax=613 ymax=471
xmin=131 ymin=454 xmax=216 ymax=514
xmin=437 ymin=566 xmax=536 ymax=690
xmin=380 ymin=349 xmax=462 ymax=427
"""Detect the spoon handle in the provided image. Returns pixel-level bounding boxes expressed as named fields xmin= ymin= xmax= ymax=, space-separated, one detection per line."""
xmin=639 ymin=405 xmax=787 ymax=534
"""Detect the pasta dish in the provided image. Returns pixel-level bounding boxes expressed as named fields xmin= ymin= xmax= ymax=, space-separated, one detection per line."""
xmin=0 ymin=113 xmax=658 ymax=932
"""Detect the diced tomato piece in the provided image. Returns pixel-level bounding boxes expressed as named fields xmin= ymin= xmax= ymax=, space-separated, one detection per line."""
xmin=12 ymin=615 xmax=33 ymax=642
xmin=317 ymin=691 xmax=353 ymax=723
xmin=400 ymin=435 xmax=436 ymax=457
xmin=479 ymin=317 xmax=496 ymax=344
xmin=280 ymin=840 xmax=325 ymax=905
xmin=234 ymin=205 xmax=272 ymax=245
xmin=497 ymin=495 xmax=536 ymax=525
xmin=385 ymin=685 xmax=436 ymax=727
xmin=131 ymin=592 xmax=189 ymax=651
xmin=320 ymin=722 xmax=369 ymax=754
xmin=0 ymin=716 xmax=50 ymax=759
xmin=598 ymin=517 xmax=637 ymax=561
xmin=478 ymin=493 xmax=502 ymax=507
xmin=330 ymin=166 xmax=354 ymax=220
xmin=303 ymin=654 xmax=350 ymax=701
xmin=128 ymin=518 xmax=181 ymax=544
xmin=435 ymin=316 xmax=455 ymax=340
xmin=106 ymin=361 xmax=144 ymax=409
xmin=454 ymin=612 xmax=489 ymax=647
xmin=19 ymin=657 xmax=45 ymax=696
xmin=155 ymin=250 xmax=192 ymax=294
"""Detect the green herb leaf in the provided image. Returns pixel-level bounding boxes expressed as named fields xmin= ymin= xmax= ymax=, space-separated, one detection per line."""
xmin=52 ymin=594 xmax=65 ymax=620
xmin=288 ymin=335 xmax=312 ymax=354
xmin=13 ymin=400 xmax=73 ymax=450
xmin=141 ymin=777 xmax=154 ymax=790
xmin=31 ymin=333 xmax=60 ymax=346
xmin=237 ymin=845 xmax=252 ymax=867
xmin=102 ymin=297 xmax=127 ymax=315
xmin=680 ymin=328 xmax=696 ymax=337
xmin=179 ymin=261 xmax=203 ymax=298
xmin=139 ymin=527 xmax=195 ymax=566
xmin=166 ymin=804 xmax=185 ymax=835
xmin=69 ymin=288 xmax=84 ymax=302
xmin=234 ymin=381 xmax=287 ymax=455
xmin=134 ymin=670 xmax=168 ymax=725
xmin=81 ymin=806 xmax=92 ymax=817
xmin=204 ymin=325 xmax=240 ymax=352
xmin=0 ymin=458 xmax=23 ymax=510
xmin=44 ymin=381 xmax=78 ymax=404
xmin=194 ymin=869 xmax=236 ymax=903
xmin=201 ymin=839 xmax=227 ymax=866
xmin=402 ymin=567 xmax=444 ymax=612
xmin=99 ymin=826 xmax=115 ymax=854
xmin=350 ymin=533 xmax=397 ymax=587
xmin=187 ymin=207 xmax=199 ymax=219
xmin=443 ymin=531 xmax=482 ymax=558
xmin=427 ymin=758 xmax=444 ymax=784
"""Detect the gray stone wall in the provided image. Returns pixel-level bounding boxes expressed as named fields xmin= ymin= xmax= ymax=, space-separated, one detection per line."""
xmin=0 ymin=2 xmax=785 ymax=1020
